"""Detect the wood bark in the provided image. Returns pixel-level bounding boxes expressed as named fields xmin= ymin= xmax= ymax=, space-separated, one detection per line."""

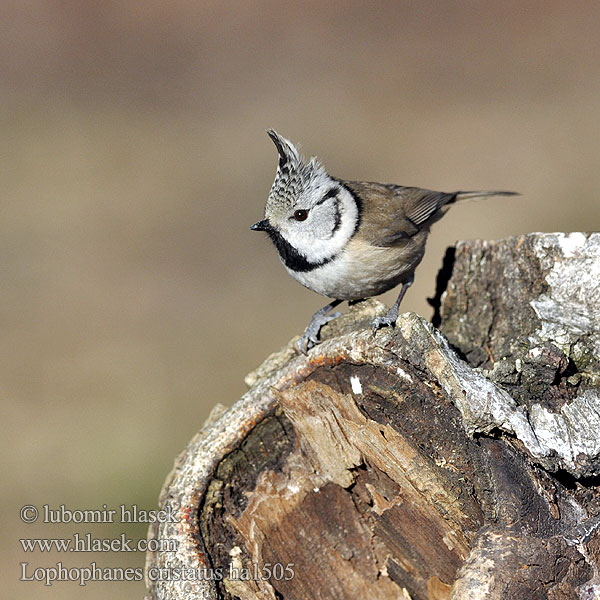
xmin=145 ymin=232 xmax=600 ymax=600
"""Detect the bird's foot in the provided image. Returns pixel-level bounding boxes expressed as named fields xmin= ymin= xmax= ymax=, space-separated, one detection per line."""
xmin=371 ymin=279 xmax=412 ymax=335
xmin=371 ymin=306 xmax=399 ymax=335
xmin=297 ymin=310 xmax=342 ymax=355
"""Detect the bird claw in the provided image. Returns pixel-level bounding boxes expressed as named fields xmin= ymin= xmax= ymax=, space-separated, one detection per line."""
xmin=297 ymin=311 xmax=342 ymax=354
xmin=371 ymin=280 xmax=412 ymax=336
xmin=371 ymin=312 xmax=398 ymax=335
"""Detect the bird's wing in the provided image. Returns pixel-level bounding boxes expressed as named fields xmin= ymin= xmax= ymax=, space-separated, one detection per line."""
xmin=402 ymin=187 xmax=457 ymax=227
xmin=343 ymin=182 xmax=456 ymax=247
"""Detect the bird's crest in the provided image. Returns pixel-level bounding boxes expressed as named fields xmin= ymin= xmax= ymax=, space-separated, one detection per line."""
xmin=266 ymin=130 xmax=326 ymax=213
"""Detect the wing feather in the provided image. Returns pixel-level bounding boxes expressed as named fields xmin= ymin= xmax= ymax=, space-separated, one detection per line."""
xmin=405 ymin=190 xmax=456 ymax=226
xmin=343 ymin=181 xmax=515 ymax=248
xmin=344 ymin=182 xmax=456 ymax=247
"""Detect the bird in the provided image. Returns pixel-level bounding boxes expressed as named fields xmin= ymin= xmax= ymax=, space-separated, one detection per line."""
xmin=251 ymin=130 xmax=517 ymax=354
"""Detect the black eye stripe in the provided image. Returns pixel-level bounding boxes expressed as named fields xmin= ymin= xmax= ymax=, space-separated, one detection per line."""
xmin=316 ymin=187 xmax=338 ymax=205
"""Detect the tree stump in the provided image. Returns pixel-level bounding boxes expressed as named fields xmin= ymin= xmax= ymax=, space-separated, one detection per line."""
xmin=145 ymin=232 xmax=600 ymax=600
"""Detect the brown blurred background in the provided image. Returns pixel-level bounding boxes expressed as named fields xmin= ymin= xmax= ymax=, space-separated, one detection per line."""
xmin=3 ymin=1 xmax=599 ymax=598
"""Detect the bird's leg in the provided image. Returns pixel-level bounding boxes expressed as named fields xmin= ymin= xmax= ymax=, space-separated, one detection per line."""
xmin=297 ymin=299 xmax=343 ymax=354
xmin=371 ymin=277 xmax=414 ymax=334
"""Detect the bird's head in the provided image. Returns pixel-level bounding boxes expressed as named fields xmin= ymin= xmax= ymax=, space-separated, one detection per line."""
xmin=251 ymin=130 xmax=359 ymax=267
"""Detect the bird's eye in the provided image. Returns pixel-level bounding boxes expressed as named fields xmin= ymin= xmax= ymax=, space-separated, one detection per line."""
xmin=293 ymin=209 xmax=309 ymax=221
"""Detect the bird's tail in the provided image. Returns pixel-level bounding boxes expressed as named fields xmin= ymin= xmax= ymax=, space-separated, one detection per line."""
xmin=455 ymin=190 xmax=520 ymax=203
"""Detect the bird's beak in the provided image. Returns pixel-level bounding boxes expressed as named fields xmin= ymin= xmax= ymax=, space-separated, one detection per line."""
xmin=250 ymin=219 xmax=270 ymax=232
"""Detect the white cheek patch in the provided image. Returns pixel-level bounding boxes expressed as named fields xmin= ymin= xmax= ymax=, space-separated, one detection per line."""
xmin=286 ymin=187 xmax=358 ymax=264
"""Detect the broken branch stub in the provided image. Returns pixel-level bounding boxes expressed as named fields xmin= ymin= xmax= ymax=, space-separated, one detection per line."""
xmin=145 ymin=233 xmax=600 ymax=600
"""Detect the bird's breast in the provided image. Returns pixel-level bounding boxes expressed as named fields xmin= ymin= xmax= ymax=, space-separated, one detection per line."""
xmin=285 ymin=236 xmax=425 ymax=300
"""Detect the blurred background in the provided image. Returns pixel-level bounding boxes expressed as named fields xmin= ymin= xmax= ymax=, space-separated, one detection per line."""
xmin=3 ymin=1 xmax=599 ymax=597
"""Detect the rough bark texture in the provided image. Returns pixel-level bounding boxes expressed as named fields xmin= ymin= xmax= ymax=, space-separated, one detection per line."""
xmin=145 ymin=232 xmax=600 ymax=600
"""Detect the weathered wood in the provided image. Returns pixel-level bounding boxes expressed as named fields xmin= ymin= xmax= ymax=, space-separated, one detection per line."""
xmin=437 ymin=233 xmax=600 ymax=477
xmin=145 ymin=233 xmax=600 ymax=600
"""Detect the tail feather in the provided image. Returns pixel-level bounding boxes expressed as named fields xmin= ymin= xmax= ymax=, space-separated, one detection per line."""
xmin=455 ymin=190 xmax=520 ymax=202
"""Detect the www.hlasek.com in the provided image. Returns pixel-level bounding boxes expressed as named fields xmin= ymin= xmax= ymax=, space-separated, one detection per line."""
xmin=20 ymin=533 xmax=177 ymax=553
